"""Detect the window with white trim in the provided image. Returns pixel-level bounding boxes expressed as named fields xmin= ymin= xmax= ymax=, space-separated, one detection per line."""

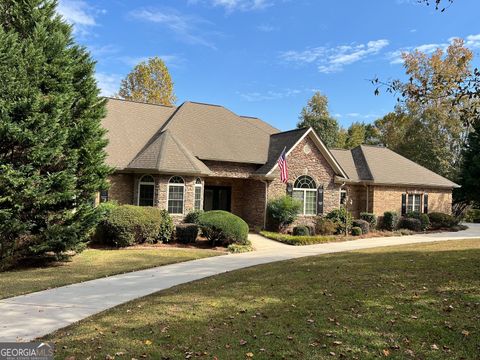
xmin=340 ymin=189 xmax=347 ymax=206
xmin=138 ymin=175 xmax=155 ymax=206
xmin=168 ymin=176 xmax=185 ymax=214
xmin=194 ymin=178 xmax=203 ymax=211
xmin=407 ymin=194 xmax=421 ymax=213
xmin=292 ymin=175 xmax=317 ymax=215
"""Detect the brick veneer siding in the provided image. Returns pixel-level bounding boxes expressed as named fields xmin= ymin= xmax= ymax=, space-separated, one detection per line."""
xmin=108 ymin=173 xmax=135 ymax=205
xmin=267 ymin=135 xmax=341 ymax=227
xmin=203 ymin=160 xmax=260 ymax=178
xmin=345 ymin=185 xmax=371 ymax=218
xmin=372 ymin=186 xmax=452 ymax=215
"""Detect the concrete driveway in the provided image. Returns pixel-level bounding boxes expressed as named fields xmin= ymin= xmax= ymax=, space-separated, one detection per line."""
xmin=1 ymin=224 xmax=479 ymax=342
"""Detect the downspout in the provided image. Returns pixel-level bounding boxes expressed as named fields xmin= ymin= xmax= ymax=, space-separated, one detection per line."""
xmin=261 ymin=180 xmax=269 ymax=230
xmin=366 ymin=185 xmax=369 ymax=213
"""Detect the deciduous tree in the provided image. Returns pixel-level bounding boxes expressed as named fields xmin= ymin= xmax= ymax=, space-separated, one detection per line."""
xmin=118 ymin=57 xmax=176 ymax=106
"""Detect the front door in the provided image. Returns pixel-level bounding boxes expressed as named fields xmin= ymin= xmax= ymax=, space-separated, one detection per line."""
xmin=204 ymin=186 xmax=231 ymax=211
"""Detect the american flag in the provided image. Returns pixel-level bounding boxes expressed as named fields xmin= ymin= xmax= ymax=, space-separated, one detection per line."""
xmin=277 ymin=148 xmax=288 ymax=183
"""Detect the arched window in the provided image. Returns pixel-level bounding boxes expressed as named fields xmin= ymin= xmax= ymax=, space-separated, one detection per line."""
xmin=194 ymin=178 xmax=203 ymax=211
xmin=168 ymin=176 xmax=185 ymax=214
xmin=293 ymin=175 xmax=317 ymax=215
xmin=138 ymin=175 xmax=155 ymax=206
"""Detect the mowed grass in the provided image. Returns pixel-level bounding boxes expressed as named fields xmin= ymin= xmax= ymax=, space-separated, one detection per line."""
xmin=46 ymin=239 xmax=480 ymax=359
xmin=0 ymin=248 xmax=221 ymax=299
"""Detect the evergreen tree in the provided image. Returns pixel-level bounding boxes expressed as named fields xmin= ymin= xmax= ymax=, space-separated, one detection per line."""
xmin=457 ymin=119 xmax=480 ymax=207
xmin=0 ymin=0 xmax=110 ymax=268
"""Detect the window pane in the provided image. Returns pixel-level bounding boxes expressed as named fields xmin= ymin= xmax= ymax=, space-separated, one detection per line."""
xmin=407 ymin=194 xmax=414 ymax=213
xmin=305 ymin=190 xmax=317 ymax=215
xmin=413 ymin=194 xmax=421 ymax=213
xmin=292 ymin=190 xmax=304 ymax=214
xmin=139 ymin=184 xmax=154 ymax=206
xmin=194 ymin=186 xmax=202 ymax=210
xmin=168 ymin=185 xmax=184 ymax=213
xmin=100 ymin=190 xmax=109 ymax=203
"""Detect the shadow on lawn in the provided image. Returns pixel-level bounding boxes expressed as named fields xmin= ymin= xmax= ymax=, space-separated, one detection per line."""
xmin=47 ymin=245 xmax=480 ymax=359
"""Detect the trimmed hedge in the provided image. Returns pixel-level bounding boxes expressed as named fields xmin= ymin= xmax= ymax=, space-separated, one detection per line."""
xmin=184 ymin=210 xmax=203 ymax=224
xmin=198 ymin=210 xmax=249 ymax=245
xmin=260 ymin=231 xmax=335 ymax=245
xmin=428 ymin=212 xmax=458 ymax=229
xmin=383 ymin=211 xmax=399 ymax=231
xmin=100 ymin=205 xmax=174 ymax=247
xmin=352 ymin=219 xmax=370 ymax=234
xmin=293 ymin=226 xmax=310 ymax=236
xmin=465 ymin=208 xmax=480 ymax=223
xmin=175 ymin=223 xmax=199 ymax=244
xmin=398 ymin=217 xmax=422 ymax=232
xmin=228 ymin=240 xmax=254 ymax=253
xmin=360 ymin=212 xmax=377 ymax=228
xmin=315 ymin=217 xmax=337 ymax=235
xmin=351 ymin=226 xmax=362 ymax=236
xmin=405 ymin=211 xmax=430 ymax=231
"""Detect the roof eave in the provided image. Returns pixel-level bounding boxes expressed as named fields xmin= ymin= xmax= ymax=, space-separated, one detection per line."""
xmin=333 ymin=176 xmax=459 ymax=189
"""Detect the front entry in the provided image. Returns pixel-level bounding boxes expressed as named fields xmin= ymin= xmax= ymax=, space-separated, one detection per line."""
xmin=204 ymin=186 xmax=231 ymax=211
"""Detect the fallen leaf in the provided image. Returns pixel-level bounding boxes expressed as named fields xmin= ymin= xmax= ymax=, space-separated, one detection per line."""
xmin=239 ymin=339 xmax=247 ymax=346
xmin=246 ymin=352 xmax=254 ymax=358
xmin=382 ymin=349 xmax=390 ymax=357
xmin=144 ymin=340 xmax=152 ymax=346
xmin=461 ymin=330 xmax=470 ymax=337
xmin=333 ymin=341 xmax=342 ymax=345
xmin=431 ymin=344 xmax=439 ymax=350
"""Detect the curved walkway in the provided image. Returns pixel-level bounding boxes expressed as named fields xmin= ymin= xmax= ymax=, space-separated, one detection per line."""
xmin=1 ymin=224 xmax=479 ymax=342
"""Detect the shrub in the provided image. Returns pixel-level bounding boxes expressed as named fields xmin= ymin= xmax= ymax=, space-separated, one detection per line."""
xmin=405 ymin=211 xmax=430 ymax=231
xmin=184 ymin=210 xmax=204 ymax=224
xmin=266 ymin=196 xmax=302 ymax=231
xmin=175 ymin=223 xmax=199 ymax=244
xmin=398 ymin=217 xmax=422 ymax=232
xmin=465 ymin=208 xmax=480 ymax=223
xmin=100 ymin=205 xmax=174 ymax=247
xmin=382 ymin=211 xmax=399 ymax=231
xmin=360 ymin=212 xmax=377 ymax=228
xmin=293 ymin=226 xmax=310 ymax=236
xmin=352 ymin=219 xmax=370 ymax=234
xmin=351 ymin=227 xmax=362 ymax=236
xmin=198 ymin=210 xmax=249 ymax=246
xmin=325 ymin=207 xmax=353 ymax=234
xmin=259 ymin=231 xmax=335 ymax=245
xmin=428 ymin=212 xmax=458 ymax=229
xmin=315 ymin=217 xmax=337 ymax=235
xmin=228 ymin=240 xmax=253 ymax=253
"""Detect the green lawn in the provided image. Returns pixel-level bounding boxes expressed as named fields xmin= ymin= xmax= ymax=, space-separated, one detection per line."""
xmin=45 ymin=239 xmax=480 ymax=359
xmin=0 ymin=247 xmax=221 ymax=299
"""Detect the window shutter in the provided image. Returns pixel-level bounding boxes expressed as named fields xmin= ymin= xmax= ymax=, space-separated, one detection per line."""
xmin=286 ymin=182 xmax=293 ymax=197
xmin=423 ymin=194 xmax=429 ymax=214
xmin=401 ymin=194 xmax=407 ymax=215
xmin=317 ymin=186 xmax=324 ymax=215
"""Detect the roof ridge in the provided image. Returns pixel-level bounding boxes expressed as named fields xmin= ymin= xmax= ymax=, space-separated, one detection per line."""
xmin=105 ymin=97 xmax=177 ymax=108
xmin=166 ymin=130 xmax=205 ymax=171
xmin=271 ymin=127 xmax=309 ymax=136
xmin=353 ymin=146 xmax=374 ymax=181
xmin=185 ymin=100 xmax=223 ymax=107
xmin=156 ymin=130 xmax=170 ymax=170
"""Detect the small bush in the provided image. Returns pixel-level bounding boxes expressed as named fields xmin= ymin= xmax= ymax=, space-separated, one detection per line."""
xmin=266 ymin=196 xmax=302 ymax=231
xmin=315 ymin=217 xmax=337 ymax=235
xmin=184 ymin=210 xmax=204 ymax=224
xmin=260 ymin=231 xmax=335 ymax=245
xmin=228 ymin=240 xmax=253 ymax=253
xmin=428 ymin=212 xmax=458 ymax=229
xmin=352 ymin=219 xmax=370 ymax=234
xmin=383 ymin=211 xmax=399 ymax=231
xmin=198 ymin=210 xmax=249 ymax=246
xmin=293 ymin=226 xmax=310 ymax=236
xmin=398 ymin=217 xmax=422 ymax=232
xmin=360 ymin=212 xmax=377 ymax=228
xmin=175 ymin=223 xmax=199 ymax=244
xmin=351 ymin=227 xmax=362 ymax=236
xmin=419 ymin=213 xmax=430 ymax=231
xmin=465 ymin=208 xmax=480 ymax=223
xmin=100 ymin=205 xmax=174 ymax=247
xmin=325 ymin=207 xmax=353 ymax=234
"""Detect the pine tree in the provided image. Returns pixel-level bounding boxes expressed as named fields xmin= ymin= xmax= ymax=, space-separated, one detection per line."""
xmin=0 ymin=0 xmax=110 ymax=268
xmin=458 ymin=119 xmax=480 ymax=207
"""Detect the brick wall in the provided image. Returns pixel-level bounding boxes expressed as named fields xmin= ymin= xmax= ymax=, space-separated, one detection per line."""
xmin=108 ymin=173 xmax=134 ymax=204
xmin=267 ymin=135 xmax=341 ymax=227
xmin=345 ymin=185 xmax=371 ymax=218
xmin=203 ymin=160 xmax=259 ymax=178
xmin=372 ymin=185 xmax=452 ymax=215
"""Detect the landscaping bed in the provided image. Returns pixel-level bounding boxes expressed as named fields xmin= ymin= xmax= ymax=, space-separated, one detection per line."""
xmin=44 ymin=239 xmax=480 ymax=359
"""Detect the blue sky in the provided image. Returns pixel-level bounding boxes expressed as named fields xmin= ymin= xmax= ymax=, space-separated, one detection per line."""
xmin=58 ymin=0 xmax=480 ymax=130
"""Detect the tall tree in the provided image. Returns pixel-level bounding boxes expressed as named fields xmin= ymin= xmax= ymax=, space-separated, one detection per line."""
xmin=298 ymin=92 xmax=340 ymax=148
xmin=0 ymin=0 xmax=110 ymax=269
xmin=457 ymin=118 xmax=480 ymax=207
xmin=118 ymin=57 xmax=176 ymax=106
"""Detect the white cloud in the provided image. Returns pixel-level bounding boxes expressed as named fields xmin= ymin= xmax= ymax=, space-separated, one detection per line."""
xmin=190 ymin=0 xmax=273 ymax=12
xmin=239 ymin=88 xmax=302 ymax=102
xmin=280 ymin=39 xmax=390 ymax=73
xmin=388 ymin=33 xmax=480 ymax=65
xmin=95 ymin=72 xmax=122 ymax=97
xmin=131 ymin=8 xmax=216 ymax=49
xmin=57 ymin=0 xmax=103 ymax=35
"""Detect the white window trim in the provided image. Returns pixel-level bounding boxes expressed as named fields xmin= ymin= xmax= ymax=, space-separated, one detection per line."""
xmin=407 ymin=193 xmax=422 ymax=213
xmin=293 ymin=176 xmax=317 ymax=216
xmin=137 ymin=175 xmax=155 ymax=206
xmin=340 ymin=188 xmax=347 ymax=206
xmin=167 ymin=176 xmax=185 ymax=214
xmin=194 ymin=178 xmax=203 ymax=211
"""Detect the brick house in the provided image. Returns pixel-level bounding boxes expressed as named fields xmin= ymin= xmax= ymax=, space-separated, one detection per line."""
xmin=101 ymin=98 xmax=459 ymax=228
